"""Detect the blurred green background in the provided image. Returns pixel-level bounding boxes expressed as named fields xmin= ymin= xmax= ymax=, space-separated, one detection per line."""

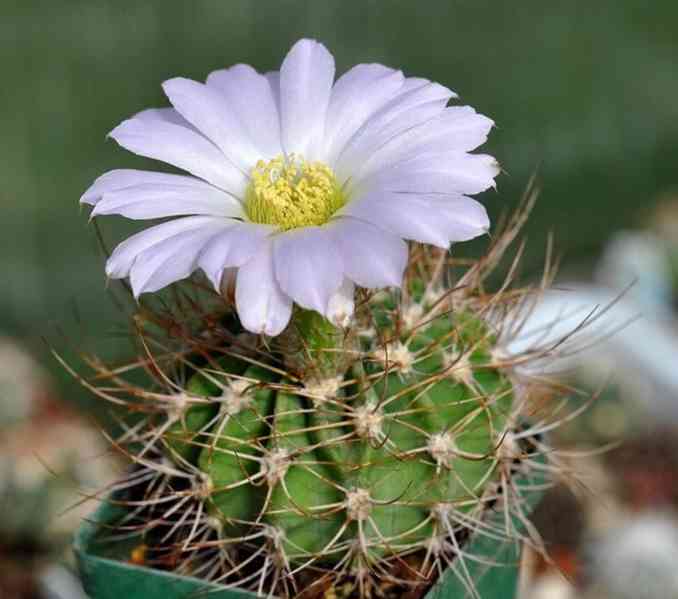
xmin=2 ymin=0 xmax=678 ymax=403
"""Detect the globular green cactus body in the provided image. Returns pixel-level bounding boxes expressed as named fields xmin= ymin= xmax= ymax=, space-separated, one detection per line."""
xmin=166 ymin=298 xmax=513 ymax=567
xmin=75 ymin=201 xmax=565 ymax=597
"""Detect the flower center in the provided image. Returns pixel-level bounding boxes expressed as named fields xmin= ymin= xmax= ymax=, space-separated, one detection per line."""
xmin=245 ymin=154 xmax=346 ymax=230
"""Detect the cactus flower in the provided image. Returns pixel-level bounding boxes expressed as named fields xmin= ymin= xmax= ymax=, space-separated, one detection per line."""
xmin=81 ymin=39 xmax=498 ymax=335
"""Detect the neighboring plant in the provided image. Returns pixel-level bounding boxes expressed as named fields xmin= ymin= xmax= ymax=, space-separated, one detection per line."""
xmin=0 ymin=339 xmax=114 ymax=599
xmin=587 ymin=512 xmax=678 ymax=599
xmin=72 ymin=39 xmax=585 ymax=598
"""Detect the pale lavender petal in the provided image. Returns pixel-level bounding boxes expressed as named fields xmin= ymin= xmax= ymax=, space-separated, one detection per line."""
xmin=341 ymin=191 xmax=489 ymax=248
xmin=162 ymin=77 xmax=261 ymax=171
xmin=90 ymin=182 xmax=243 ymax=220
xmin=334 ymin=77 xmax=455 ymax=179
xmin=326 ymin=278 xmax=355 ymax=327
xmin=198 ymin=222 xmax=274 ymax=289
xmin=426 ymin=195 xmax=490 ymax=237
xmin=327 ymin=217 xmax=408 ymax=288
xmin=279 ymin=39 xmax=335 ymax=157
xmin=265 ymin=71 xmax=281 ymax=111
xmin=106 ymin=216 xmax=223 ymax=279
xmin=349 ymin=106 xmax=495 ymax=186
xmin=430 ymin=106 xmax=495 ymax=151
xmin=109 ymin=113 xmax=246 ymax=196
xmin=322 ymin=64 xmax=404 ymax=163
xmin=356 ymin=78 xmax=457 ymax=146
xmin=362 ymin=152 xmax=500 ymax=195
xmin=129 ymin=221 xmax=230 ymax=297
xmin=81 ymin=169 xmax=207 ymax=206
xmin=236 ymin=242 xmax=293 ymax=336
xmin=272 ymin=227 xmax=343 ymax=314
xmin=133 ymin=107 xmax=194 ymax=128
xmin=206 ymin=64 xmax=282 ymax=159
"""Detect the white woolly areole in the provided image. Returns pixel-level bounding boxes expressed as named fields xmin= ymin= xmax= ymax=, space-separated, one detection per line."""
xmin=427 ymin=431 xmax=458 ymax=470
xmin=302 ymin=376 xmax=342 ymax=405
xmin=166 ymin=392 xmax=190 ymax=420
xmin=400 ymin=302 xmax=424 ymax=330
xmin=442 ymin=350 xmax=475 ymax=387
xmin=431 ymin=502 xmax=456 ymax=522
xmin=219 ymin=379 xmax=252 ymax=415
xmin=353 ymin=400 xmax=384 ymax=441
xmin=261 ymin=448 xmax=291 ymax=485
xmin=373 ymin=341 xmax=414 ymax=374
xmin=345 ymin=488 xmax=372 ymax=521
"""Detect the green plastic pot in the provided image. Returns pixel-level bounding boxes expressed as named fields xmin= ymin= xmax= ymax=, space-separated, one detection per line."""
xmin=75 ymin=484 xmax=542 ymax=599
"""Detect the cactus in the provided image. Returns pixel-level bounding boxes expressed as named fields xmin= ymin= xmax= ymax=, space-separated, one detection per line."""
xmin=176 ymin=297 xmax=512 ymax=573
xmin=67 ymin=193 xmax=583 ymax=599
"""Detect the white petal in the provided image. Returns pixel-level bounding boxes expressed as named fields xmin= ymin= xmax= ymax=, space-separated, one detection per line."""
xmin=350 ymin=106 xmax=495 ymax=186
xmin=363 ymin=152 xmax=500 ymax=195
xmin=328 ymin=217 xmax=408 ymax=288
xmin=236 ymin=242 xmax=293 ymax=336
xmin=162 ymin=77 xmax=261 ymax=171
xmin=335 ymin=78 xmax=455 ymax=179
xmin=90 ymin=182 xmax=243 ymax=220
xmin=272 ymin=227 xmax=343 ymax=314
xmin=106 ymin=216 xmax=224 ymax=279
xmin=198 ymin=222 xmax=274 ymax=289
xmin=206 ymin=64 xmax=282 ymax=159
xmin=326 ymin=279 xmax=355 ymax=327
xmin=428 ymin=195 xmax=490 ymax=236
xmin=133 ymin=107 xmax=194 ymax=128
xmin=279 ymin=39 xmax=335 ymax=157
xmin=129 ymin=221 xmax=229 ymax=296
xmin=265 ymin=71 xmax=281 ymax=111
xmin=322 ymin=64 xmax=404 ymax=163
xmin=108 ymin=112 xmax=246 ymax=196
xmin=341 ymin=191 xmax=489 ymax=248
xmin=81 ymin=169 xmax=207 ymax=205
xmin=431 ymin=106 xmax=495 ymax=151
xmin=356 ymin=78 xmax=456 ymax=145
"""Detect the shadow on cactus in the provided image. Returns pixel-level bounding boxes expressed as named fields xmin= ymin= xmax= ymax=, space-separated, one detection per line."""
xmin=60 ymin=186 xmax=599 ymax=599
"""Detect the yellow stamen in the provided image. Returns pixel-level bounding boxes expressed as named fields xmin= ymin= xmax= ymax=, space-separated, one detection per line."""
xmin=245 ymin=154 xmax=346 ymax=230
